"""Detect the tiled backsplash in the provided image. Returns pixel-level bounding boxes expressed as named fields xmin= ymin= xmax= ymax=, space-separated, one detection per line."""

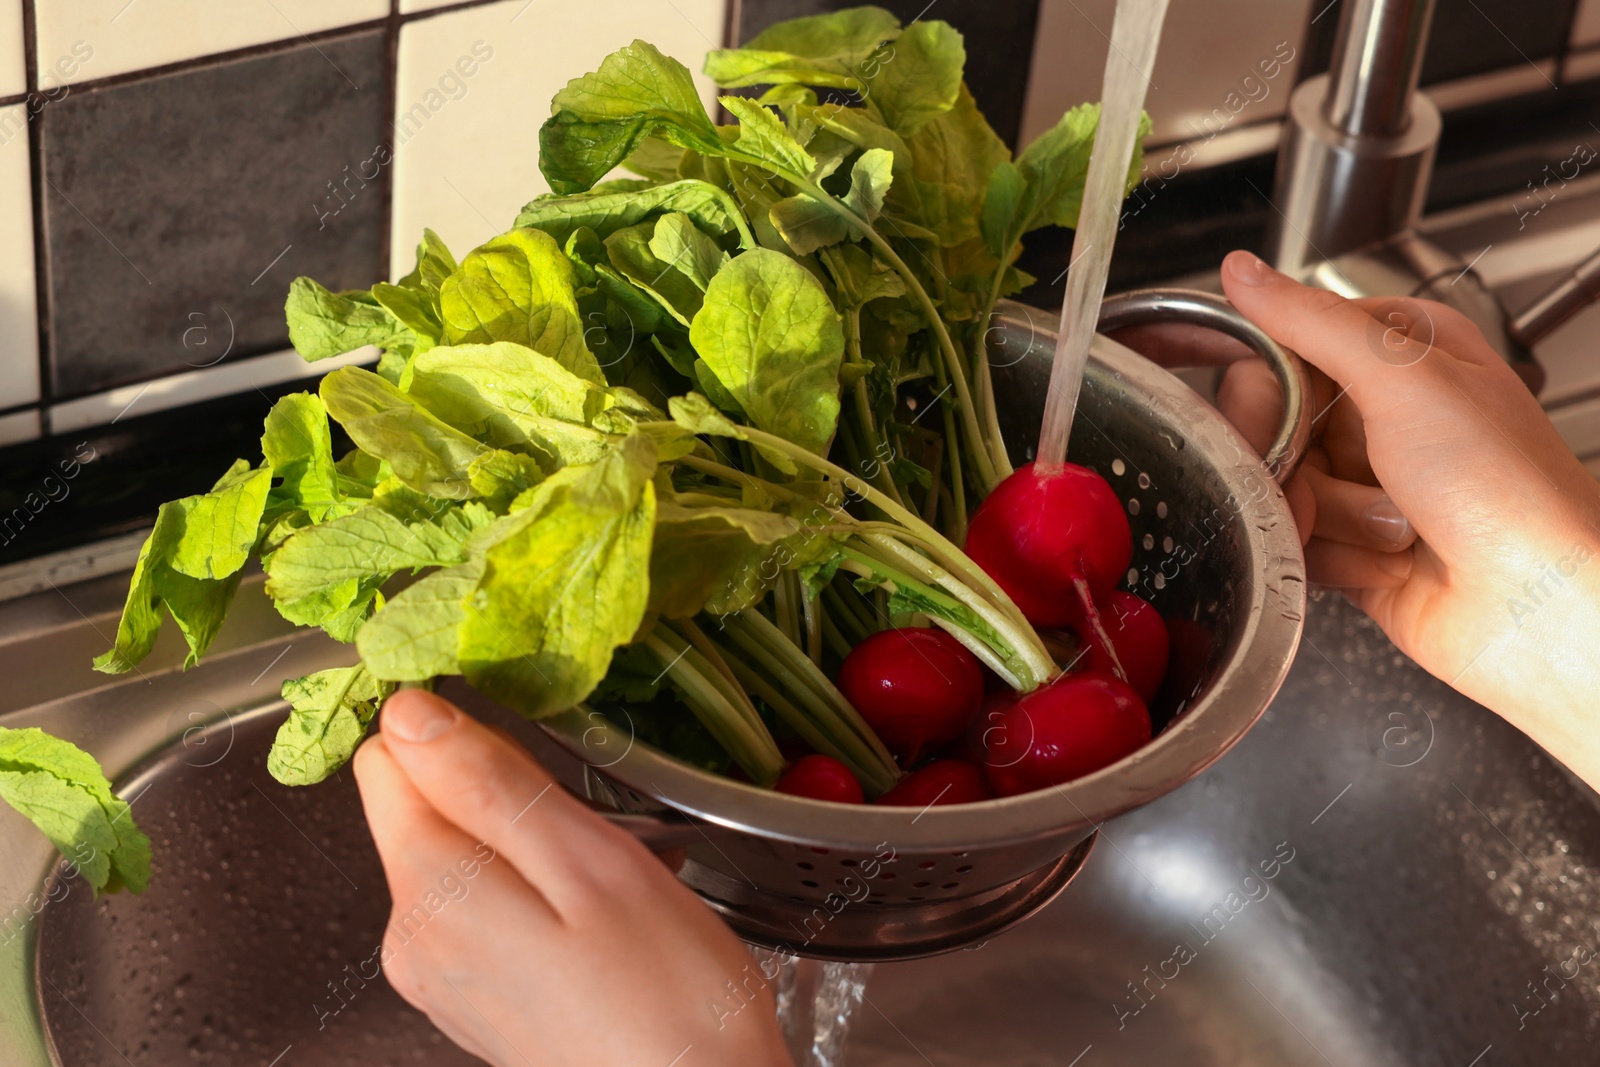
xmin=0 ymin=0 xmax=1597 ymax=559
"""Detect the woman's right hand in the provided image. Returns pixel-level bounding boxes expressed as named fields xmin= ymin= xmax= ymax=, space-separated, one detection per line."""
xmin=1213 ymin=250 xmax=1600 ymax=787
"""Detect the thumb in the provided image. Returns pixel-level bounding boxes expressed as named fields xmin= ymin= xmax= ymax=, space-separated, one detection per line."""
xmin=1219 ymin=250 xmax=1444 ymax=418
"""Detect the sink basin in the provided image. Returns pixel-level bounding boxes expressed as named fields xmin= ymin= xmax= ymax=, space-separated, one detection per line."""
xmin=842 ymin=593 xmax=1600 ymax=1067
xmin=4 ymin=573 xmax=1598 ymax=1066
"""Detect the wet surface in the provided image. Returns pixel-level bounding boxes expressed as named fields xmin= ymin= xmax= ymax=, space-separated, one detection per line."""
xmin=33 ymin=599 xmax=1600 ymax=1067
xmin=845 ymin=594 xmax=1600 ymax=1067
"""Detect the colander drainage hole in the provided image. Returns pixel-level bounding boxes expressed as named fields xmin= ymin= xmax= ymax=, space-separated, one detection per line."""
xmin=801 ymin=879 xmax=820 ymax=888
xmin=955 ymin=865 xmax=973 ymax=873
xmin=879 ymin=871 xmax=896 ymax=880
xmin=917 ymin=860 xmax=937 ymax=870
xmin=796 ymin=861 xmax=815 ymax=870
xmin=839 ymin=859 xmax=857 ymax=867
xmin=941 ymin=882 xmax=960 ymax=889
xmin=912 ymin=880 xmax=931 ymax=889
xmin=908 ymin=896 xmax=926 ymax=902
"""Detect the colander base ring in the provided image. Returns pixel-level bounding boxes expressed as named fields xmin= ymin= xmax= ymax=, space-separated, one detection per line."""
xmin=685 ymin=834 xmax=1097 ymax=963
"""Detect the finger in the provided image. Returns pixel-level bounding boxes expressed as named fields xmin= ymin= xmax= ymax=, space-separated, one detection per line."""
xmin=1349 ymin=295 xmax=1505 ymax=371
xmin=1304 ymin=536 xmax=1414 ymax=589
xmin=1300 ymin=466 xmax=1416 ymax=551
xmin=1216 ymin=359 xmax=1282 ymax=456
xmin=1220 ymin=252 xmax=1445 ymax=417
xmin=1107 ymin=322 xmax=1255 ymax=367
xmin=378 ymin=689 xmax=647 ymax=914
xmin=1315 ymin=386 xmax=1378 ymax=485
xmin=353 ymin=735 xmax=559 ymax=924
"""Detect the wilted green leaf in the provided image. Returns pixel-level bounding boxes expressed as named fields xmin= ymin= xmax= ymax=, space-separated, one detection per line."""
xmin=689 ymin=248 xmax=845 ymax=456
xmin=322 ymin=366 xmax=487 ymax=499
xmin=514 ymin=179 xmax=750 ymax=248
xmin=262 ymin=393 xmax=345 ymax=522
xmin=458 ymin=434 xmax=658 ymax=719
xmin=539 ymin=40 xmax=724 ymax=195
xmin=704 ymin=7 xmax=902 ymax=90
xmin=439 ymin=228 xmax=603 ymax=384
xmin=285 ymin=278 xmax=410 ymax=362
xmin=267 ymin=666 xmax=394 ymax=786
xmin=356 ymin=560 xmax=485 ymax=681
xmin=648 ymin=212 xmax=730 ymax=291
xmin=0 ymin=727 xmax=150 ymax=894
xmin=648 ymin=501 xmax=799 ymax=617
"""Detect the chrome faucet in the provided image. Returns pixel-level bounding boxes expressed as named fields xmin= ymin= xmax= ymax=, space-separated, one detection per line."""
xmin=1262 ymin=0 xmax=1600 ymax=391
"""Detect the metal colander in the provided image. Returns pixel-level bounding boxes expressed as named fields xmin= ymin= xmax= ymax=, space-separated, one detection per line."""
xmin=540 ymin=290 xmax=1310 ymax=962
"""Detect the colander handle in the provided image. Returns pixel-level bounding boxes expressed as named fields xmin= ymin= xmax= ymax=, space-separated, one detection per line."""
xmin=1098 ymin=288 xmax=1313 ymax=484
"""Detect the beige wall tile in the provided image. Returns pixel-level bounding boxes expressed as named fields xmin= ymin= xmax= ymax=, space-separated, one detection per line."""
xmin=0 ymin=0 xmax=24 ymax=97
xmin=33 ymin=0 xmax=387 ymax=88
xmin=0 ymin=104 xmax=37 ymax=411
xmin=1021 ymin=0 xmax=1308 ymax=149
xmin=389 ymin=0 xmax=726 ymax=280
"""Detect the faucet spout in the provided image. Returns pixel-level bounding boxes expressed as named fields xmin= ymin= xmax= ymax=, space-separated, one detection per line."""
xmin=1323 ymin=0 xmax=1436 ymax=139
xmin=1264 ymin=0 xmax=1440 ymax=276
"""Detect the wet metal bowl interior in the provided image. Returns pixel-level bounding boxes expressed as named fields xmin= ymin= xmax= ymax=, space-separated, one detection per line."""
xmin=538 ymin=297 xmax=1309 ymax=962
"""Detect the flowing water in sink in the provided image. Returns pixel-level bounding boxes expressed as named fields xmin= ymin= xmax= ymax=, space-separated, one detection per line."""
xmin=32 ymin=597 xmax=1600 ymax=1066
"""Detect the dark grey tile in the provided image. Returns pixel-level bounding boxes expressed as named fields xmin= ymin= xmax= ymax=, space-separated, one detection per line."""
xmin=1419 ymin=0 xmax=1576 ymax=84
xmin=40 ymin=30 xmax=389 ymax=400
xmin=737 ymin=0 xmax=1041 ymax=150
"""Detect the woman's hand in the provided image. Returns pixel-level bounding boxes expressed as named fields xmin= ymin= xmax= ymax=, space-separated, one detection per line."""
xmin=352 ymin=689 xmax=794 ymax=1067
xmin=1208 ymin=250 xmax=1600 ymax=786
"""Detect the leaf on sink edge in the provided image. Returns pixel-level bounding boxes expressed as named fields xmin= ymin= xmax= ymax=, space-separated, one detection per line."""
xmin=0 ymin=726 xmax=151 ymax=895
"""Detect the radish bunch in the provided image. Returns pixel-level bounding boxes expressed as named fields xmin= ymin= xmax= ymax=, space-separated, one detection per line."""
xmin=778 ymin=462 xmax=1169 ymax=806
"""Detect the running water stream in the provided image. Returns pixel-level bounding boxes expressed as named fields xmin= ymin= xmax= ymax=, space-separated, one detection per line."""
xmin=770 ymin=4 xmax=1171 ymax=1063
xmin=1035 ymin=0 xmax=1172 ymax=468
xmin=773 ymin=955 xmax=875 ymax=1067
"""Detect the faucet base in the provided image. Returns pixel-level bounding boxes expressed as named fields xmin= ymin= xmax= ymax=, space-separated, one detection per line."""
xmin=1266 ymin=73 xmax=1441 ymax=277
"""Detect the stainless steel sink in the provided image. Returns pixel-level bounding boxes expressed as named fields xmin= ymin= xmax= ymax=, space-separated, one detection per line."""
xmin=5 ymin=177 xmax=1600 ymax=1064
xmin=5 ymin=574 xmax=1599 ymax=1067
xmin=842 ymin=591 xmax=1600 ymax=1067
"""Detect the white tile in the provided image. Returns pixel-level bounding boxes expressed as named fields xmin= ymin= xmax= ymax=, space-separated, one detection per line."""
xmin=0 ymin=0 xmax=24 ymax=97
xmin=32 ymin=0 xmax=388 ymax=88
xmin=0 ymin=104 xmax=37 ymax=411
xmin=1020 ymin=0 xmax=1308 ymax=150
xmin=389 ymin=0 xmax=726 ymax=280
xmin=0 ymin=408 xmax=38 ymax=445
xmin=48 ymin=346 xmax=377 ymax=433
xmin=1576 ymin=0 xmax=1600 ymax=49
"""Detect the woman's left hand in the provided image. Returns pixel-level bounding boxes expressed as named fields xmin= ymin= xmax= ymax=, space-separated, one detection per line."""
xmin=352 ymin=688 xmax=794 ymax=1067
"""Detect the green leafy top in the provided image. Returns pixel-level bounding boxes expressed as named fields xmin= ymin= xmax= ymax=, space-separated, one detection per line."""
xmin=40 ymin=6 xmax=1148 ymax=884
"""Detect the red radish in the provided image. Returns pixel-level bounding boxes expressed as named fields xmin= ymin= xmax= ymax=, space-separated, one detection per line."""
xmin=964 ymin=462 xmax=1132 ymax=630
xmin=876 ymin=760 xmax=993 ymax=807
xmin=776 ymin=755 xmax=864 ymax=803
xmin=983 ymin=673 xmax=1151 ymax=796
xmin=1075 ymin=591 xmax=1169 ymax=702
xmin=955 ymin=690 xmax=1020 ymax=765
xmin=836 ymin=627 xmax=985 ymax=763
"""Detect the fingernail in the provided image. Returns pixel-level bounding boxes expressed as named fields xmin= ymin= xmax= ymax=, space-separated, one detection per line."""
xmin=1363 ymin=495 xmax=1411 ymax=547
xmin=1227 ymin=251 xmax=1282 ymax=287
xmin=383 ymin=691 xmax=457 ymax=743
